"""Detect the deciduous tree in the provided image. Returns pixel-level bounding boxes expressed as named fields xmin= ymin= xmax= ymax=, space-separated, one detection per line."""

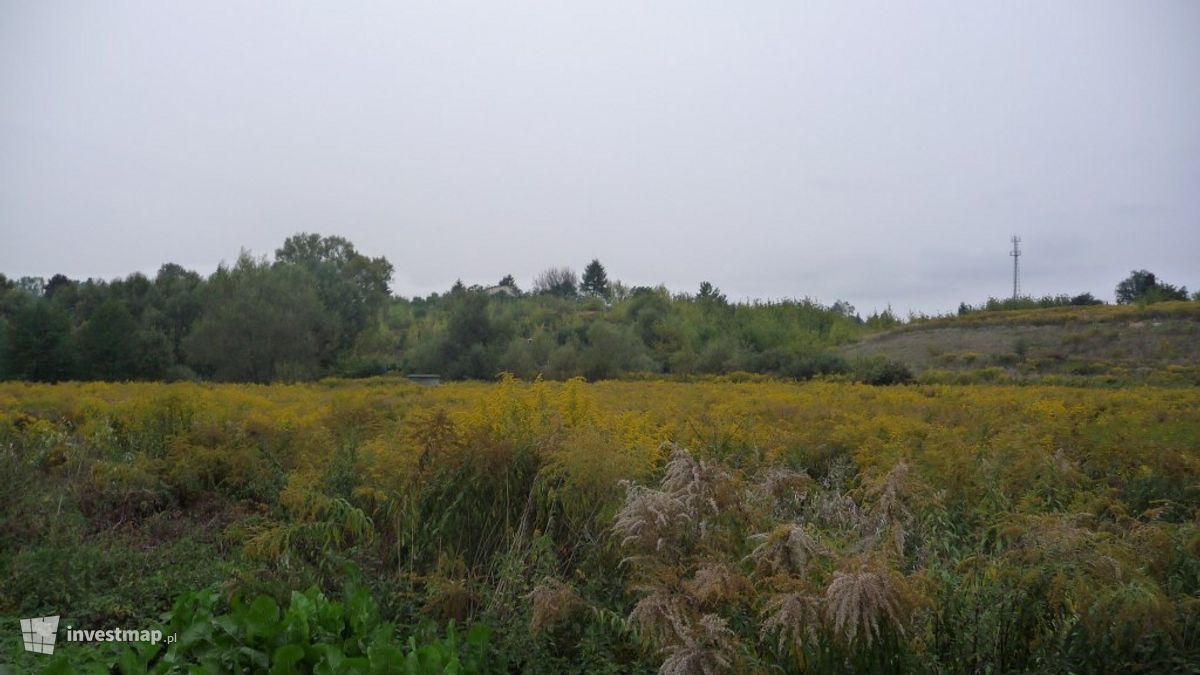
xmin=1115 ymin=270 xmax=1187 ymax=304
xmin=186 ymin=254 xmax=335 ymax=382
xmin=275 ymin=233 xmax=393 ymax=347
xmin=533 ymin=267 xmax=578 ymax=298
xmin=0 ymin=301 xmax=75 ymax=382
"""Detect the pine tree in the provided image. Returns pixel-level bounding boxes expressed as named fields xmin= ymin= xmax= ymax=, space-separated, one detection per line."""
xmin=581 ymin=259 xmax=610 ymax=298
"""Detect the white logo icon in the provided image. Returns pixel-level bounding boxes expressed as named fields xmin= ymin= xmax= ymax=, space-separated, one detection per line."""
xmin=21 ymin=615 xmax=60 ymax=655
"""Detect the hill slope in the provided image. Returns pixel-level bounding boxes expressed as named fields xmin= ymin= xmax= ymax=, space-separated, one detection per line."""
xmin=841 ymin=301 xmax=1200 ymax=385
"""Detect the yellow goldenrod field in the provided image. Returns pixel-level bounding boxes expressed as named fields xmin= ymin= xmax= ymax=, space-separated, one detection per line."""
xmin=2 ymin=377 xmax=1198 ymax=672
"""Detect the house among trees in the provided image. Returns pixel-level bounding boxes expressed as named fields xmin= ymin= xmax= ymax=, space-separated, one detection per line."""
xmin=483 ymin=284 xmax=519 ymax=297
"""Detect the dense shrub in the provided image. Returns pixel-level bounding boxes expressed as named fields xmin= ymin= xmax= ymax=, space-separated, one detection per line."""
xmin=852 ymin=356 xmax=914 ymax=385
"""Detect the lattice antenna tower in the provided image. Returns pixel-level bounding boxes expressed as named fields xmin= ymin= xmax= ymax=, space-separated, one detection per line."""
xmin=1009 ymin=235 xmax=1022 ymax=300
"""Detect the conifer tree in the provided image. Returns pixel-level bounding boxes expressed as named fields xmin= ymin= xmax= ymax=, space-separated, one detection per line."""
xmin=581 ymin=259 xmax=610 ymax=298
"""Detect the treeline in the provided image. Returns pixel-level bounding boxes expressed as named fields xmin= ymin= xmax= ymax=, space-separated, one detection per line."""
xmin=390 ymin=285 xmax=904 ymax=383
xmin=956 ymin=292 xmax=1104 ymax=315
xmin=0 ymin=233 xmax=892 ymax=384
xmin=3 ymin=234 xmax=1192 ymax=384
xmin=944 ymin=270 xmax=1194 ymax=319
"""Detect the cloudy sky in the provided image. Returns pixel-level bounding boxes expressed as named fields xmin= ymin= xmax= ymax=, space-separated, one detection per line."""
xmin=2 ymin=1 xmax=1197 ymax=315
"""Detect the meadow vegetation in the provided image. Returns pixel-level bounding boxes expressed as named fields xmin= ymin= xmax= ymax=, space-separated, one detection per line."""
xmin=3 ymin=377 xmax=1198 ymax=672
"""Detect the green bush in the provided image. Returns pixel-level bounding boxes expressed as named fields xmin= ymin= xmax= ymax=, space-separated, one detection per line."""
xmin=852 ymin=355 xmax=914 ymax=385
xmin=27 ymin=584 xmax=492 ymax=674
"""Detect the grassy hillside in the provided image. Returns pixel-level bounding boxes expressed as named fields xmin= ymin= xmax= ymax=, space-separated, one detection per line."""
xmin=842 ymin=301 xmax=1200 ymax=386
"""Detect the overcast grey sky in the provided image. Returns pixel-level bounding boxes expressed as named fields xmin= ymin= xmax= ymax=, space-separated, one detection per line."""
xmin=2 ymin=1 xmax=1197 ymax=315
